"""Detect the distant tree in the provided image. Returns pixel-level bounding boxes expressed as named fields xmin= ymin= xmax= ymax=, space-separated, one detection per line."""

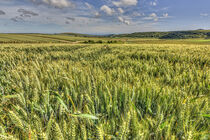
xmin=97 ymin=40 xmax=103 ymax=43
xmin=207 ymin=32 xmax=210 ymax=38
xmin=107 ymin=40 xmax=117 ymax=44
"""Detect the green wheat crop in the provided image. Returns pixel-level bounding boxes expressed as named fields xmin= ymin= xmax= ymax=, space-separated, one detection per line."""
xmin=0 ymin=43 xmax=209 ymax=139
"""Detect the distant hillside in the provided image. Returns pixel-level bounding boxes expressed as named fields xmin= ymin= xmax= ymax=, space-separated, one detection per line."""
xmin=112 ymin=30 xmax=210 ymax=39
xmin=60 ymin=33 xmax=111 ymax=37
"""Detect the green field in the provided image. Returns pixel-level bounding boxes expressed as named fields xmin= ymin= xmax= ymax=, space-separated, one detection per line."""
xmin=0 ymin=36 xmax=209 ymax=139
xmin=1 ymin=33 xmax=210 ymax=45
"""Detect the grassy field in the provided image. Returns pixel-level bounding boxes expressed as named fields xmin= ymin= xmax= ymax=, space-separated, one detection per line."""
xmin=0 ymin=40 xmax=209 ymax=139
xmin=1 ymin=33 xmax=210 ymax=45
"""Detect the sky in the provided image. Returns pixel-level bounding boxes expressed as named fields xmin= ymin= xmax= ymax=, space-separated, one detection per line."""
xmin=0 ymin=0 xmax=210 ymax=34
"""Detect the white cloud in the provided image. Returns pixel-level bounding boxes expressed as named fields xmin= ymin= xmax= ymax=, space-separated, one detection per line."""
xmin=118 ymin=16 xmax=130 ymax=25
xmin=94 ymin=12 xmax=101 ymax=18
xmin=153 ymin=18 xmax=158 ymax=21
xmin=150 ymin=2 xmax=157 ymax=6
xmin=161 ymin=7 xmax=169 ymax=11
xmin=150 ymin=13 xmax=157 ymax=18
xmin=162 ymin=13 xmax=168 ymax=18
xmin=132 ymin=11 xmax=144 ymax=17
xmin=113 ymin=0 xmax=138 ymax=7
xmin=30 ymin=0 xmax=73 ymax=8
xmin=100 ymin=5 xmax=115 ymax=16
xmin=144 ymin=12 xmax=170 ymax=22
xmin=118 ymin=8 xmax=124 ymax=14
xmin=200 ymin=13 xmax=208 ymax=17
xmin=143 ymin=13 xmax=158 ymax=21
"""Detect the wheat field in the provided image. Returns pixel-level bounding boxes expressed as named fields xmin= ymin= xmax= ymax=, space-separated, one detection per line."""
xmin=0 ymin=43 xmax=209 ymax=140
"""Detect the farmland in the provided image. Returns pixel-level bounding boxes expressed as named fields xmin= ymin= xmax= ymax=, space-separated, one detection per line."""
xmin=0 ymin=35 xmax=209 ymax=139
xmin=1 ymin=33 xmax=210 ymax=45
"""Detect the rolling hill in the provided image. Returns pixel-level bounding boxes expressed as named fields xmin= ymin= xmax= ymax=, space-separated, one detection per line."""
xmin=112 ymin=30 xmax=210 ymax=39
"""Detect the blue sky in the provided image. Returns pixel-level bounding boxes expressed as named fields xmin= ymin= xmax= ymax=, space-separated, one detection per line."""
xmin=0 ymin=0 xmax=210 ymax=34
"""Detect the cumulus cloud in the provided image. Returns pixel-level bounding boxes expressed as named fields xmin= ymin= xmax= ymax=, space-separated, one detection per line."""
xmin=118 ymin=8 xmax=124 ymax=14
xmin=29 ymin=0 xmax=73 ymax=8
xmin=94 ymin=12 xmax=101 ymax=18
xmin=144 ymin=12 xmax=170 ymax=22
xmin=150 ymin=13 xmax=157 ymax=17
xmin=17 ymin=9 xmax=39 ymax=17
xmin=100 ymin=5 xmax=115 ymax=16
xmin=143 ymin=13 xmax=158 ymax=21
xmin=162 ymin=13 xmax=168 ymax=18
xmin=118 ymin=16 xmax=130 ymax=25
xmin=113 ymin=0 xmax=138 ymax=7
xmin=150 ymin=13 xmax=158 ymax=21
xmin=0 ymin=10 xmax=6 ymax=15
